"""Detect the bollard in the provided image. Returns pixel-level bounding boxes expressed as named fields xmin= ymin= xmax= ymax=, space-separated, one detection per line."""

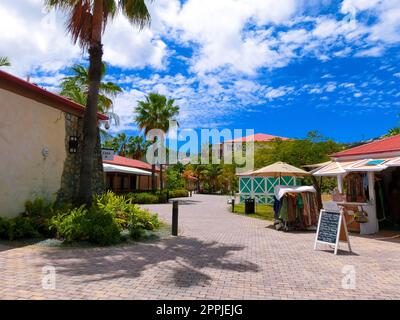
xmin=172 ymin=200 xmax=178 ymax=236
xmin=231 ymin=198 xmax=235 ymax=213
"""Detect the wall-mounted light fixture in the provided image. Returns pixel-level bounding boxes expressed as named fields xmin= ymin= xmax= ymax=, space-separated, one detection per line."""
xmin=69 ymin=136 xmax=78 ymax=153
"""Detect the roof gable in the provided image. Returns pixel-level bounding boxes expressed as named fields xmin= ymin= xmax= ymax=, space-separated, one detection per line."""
xmin=224 ymin=133 xmax=290 ymax=143
xmin=103 ymin=155 xmax=157 ymax=171
xmin=332 ymin=134 xmax=400 ymax=158
xmin=0 ymin=70 xmax=108 ymax=120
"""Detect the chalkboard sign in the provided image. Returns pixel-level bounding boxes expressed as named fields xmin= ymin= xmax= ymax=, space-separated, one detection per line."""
xmin=314 ymin=209 xmax=352 ymax=255
xmin=317 ymin=211 xmax=340 ymax=244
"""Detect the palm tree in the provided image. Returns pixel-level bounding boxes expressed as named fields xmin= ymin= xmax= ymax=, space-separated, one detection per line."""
xmin=0 ymin=57 xmax=11 ymax=67
xmin=60 ymin=63 xmax=122 ymax=139
xmin=135 ymin=93 xmax=179 ymax=191
xmin=46 ymin=0 xmax=152 ymax=207
xmin=127 ymin=135 xmax=152 ymax=160
xmin=102 ymin=134 xmax=151 ymax=159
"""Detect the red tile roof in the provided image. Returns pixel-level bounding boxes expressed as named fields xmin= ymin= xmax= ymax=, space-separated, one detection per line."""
xmin=0 ymin=70 xmax=108 ymax=120
xmin=332 ymin=134 xmax=400 ymax=158
xmin=224 ymin=133 xmax=290 ymax=143
xmin=103 ymin=155 xmax=158 ymax=172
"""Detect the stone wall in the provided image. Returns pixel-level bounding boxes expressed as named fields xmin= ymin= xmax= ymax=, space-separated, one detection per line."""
xmin=56 ymin=113 xmax=104 ymax=204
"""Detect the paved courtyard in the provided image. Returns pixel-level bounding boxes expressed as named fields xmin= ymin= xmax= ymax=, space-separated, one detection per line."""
xmin=0 ymin=194 xmax=399 ymax=300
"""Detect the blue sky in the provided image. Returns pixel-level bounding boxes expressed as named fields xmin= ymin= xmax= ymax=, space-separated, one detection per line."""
xmin=1 ymin=0 xmax=400 ymax=143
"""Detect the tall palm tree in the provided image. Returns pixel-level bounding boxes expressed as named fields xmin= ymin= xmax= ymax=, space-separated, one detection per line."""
xmin=0 ymin=57 xmax=11 ymax=67
xmin=60 ymin=63 xmax=122 ymax=139
xmin=47 ymin=0 xmax=151 ymax=207
xmin=135 ymin=93 xmax=179 ymax=191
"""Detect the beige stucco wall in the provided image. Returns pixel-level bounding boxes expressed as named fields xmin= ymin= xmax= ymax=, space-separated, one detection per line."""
xmin=0 ymin=88 xmax=66 ymax=217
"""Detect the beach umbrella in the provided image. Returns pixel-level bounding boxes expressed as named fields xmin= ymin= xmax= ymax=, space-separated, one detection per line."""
xmin=250 ymin=161 xmax=310 ymax=177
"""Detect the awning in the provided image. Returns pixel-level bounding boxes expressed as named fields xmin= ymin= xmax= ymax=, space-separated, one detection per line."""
xmin=103 ymin=163 xmax=153 ymax=176
xmin=248 ymin=162 xmax=310 ymax=177
xmin=274 ymin=185 xmax=316 ymax=200
xmin=312 ymin=157 xmax=400 ymax=176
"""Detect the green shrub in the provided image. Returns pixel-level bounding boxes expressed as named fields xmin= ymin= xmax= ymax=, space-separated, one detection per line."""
xmin=168 ymin=189 xmax=189 ymax=198
xmin=95 ymin=191 xmax=131 ymax=229
xmin=128 ymin=206 xmax=160 ymax=239
xmin=8 ymin=216 xmax=41 ymax=240
xmin=0 ymin=192 xmax=160 ymax=245
xmin=50 ymin=206 xmax=121 ymax=246
xmin=0 ymin=217 xmax=10 ymax=239
xmin=127 ymin=192 xmax=160 ymax=204
xmin=50 ymin=191 xmax=160 ymax=245
xmin=24 ymin=197 xmax=56 ymax=237
xmin=0 ymin=197 xmax=56 ymax=240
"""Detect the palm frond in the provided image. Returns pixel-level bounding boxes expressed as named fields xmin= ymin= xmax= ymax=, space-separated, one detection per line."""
xmin=118 ymin=0 xmax=152 ymax=29
xmin=0 ymin=57 xmax=11 ymax=67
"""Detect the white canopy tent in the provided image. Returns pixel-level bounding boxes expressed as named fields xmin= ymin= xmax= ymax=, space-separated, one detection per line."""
xmin=274 ymin=185 xmax=316 ymax=200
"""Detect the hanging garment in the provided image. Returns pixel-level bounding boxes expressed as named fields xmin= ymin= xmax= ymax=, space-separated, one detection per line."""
xmin=310 ymin=192 xmax=319 ymax=226
xmin=346 ymin=173 xmax=367 ymax=203
xmin=273 ymin=196 xmax=281 ymax=220
xmin=279 ymin=196 xmax=288 ymax=221
xmin=287 ymin=194 xmax=297 ymax=222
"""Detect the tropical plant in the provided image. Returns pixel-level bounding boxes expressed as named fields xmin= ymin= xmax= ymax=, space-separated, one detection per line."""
xmin=382 ymin=127 xmax=400 ymax=138
xmin=102 ymin=134 xmax=152 ymax=159
xmin=46 ymin=0 xmax=152 ymax=207
xmin=165 ymin=164 xmax=185 ymax=191
xmin=60 ymin=63 xmax=122 ymax=135
xmin=127 ymin=135 xmax=152 ymax=160
xmin=0 ymin=57 xmax=11 ymax=67
xmin=50 ymin=191 xmax=161 ymax=245
xmin=135 ymin=92 xmax=180 ymax=191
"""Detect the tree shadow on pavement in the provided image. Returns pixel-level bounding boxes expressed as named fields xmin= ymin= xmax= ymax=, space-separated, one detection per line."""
xmin=39 ymin=237 xmax=260 ymax=288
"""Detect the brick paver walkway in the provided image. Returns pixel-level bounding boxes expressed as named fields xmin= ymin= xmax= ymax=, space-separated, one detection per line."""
xmin=0 ymin=194 xmax=399 ymax=299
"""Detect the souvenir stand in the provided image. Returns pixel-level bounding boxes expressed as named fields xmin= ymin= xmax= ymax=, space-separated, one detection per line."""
xmin=273 ymin=186 xmax=319 ymax=231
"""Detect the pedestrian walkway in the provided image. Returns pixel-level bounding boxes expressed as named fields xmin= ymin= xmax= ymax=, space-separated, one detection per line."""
xmin=0 ymin=194 xmax=399 ymax=299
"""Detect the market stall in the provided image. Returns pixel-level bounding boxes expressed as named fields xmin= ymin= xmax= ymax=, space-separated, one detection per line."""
xmin=312 ymin=134 xmax=400 ymax=235
xmin=273 ymin=185 xmax=319 ymax=231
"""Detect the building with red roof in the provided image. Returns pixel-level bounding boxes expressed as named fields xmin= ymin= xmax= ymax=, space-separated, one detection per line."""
xmin=312 ymin=134 xmax=400 ymax=235
xmin=223 ymin=133 xmax=290 ymax=144
xmin=332 ymin=134 xmax=400 ymax=159
xmin=218 ymin=132 xmax=291 ymax=159
xmin=104 ymin=155 xmax=156 ymax=171
xmin=103 ymin=155 xmax=160 ymax=193
xmin=0 ymin=70 xmax=108 ymax=217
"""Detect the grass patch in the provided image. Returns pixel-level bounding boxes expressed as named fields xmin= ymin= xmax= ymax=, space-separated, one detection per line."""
xmin=231 ymin=203 xmax=275 ymax=221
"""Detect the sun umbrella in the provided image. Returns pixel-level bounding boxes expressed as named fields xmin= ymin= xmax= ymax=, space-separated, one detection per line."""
xmin=250 ymin=161 xmax=310 ymax=177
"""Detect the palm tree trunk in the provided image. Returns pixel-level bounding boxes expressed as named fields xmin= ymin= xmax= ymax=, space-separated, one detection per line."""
xmin=77 ymin=0 xmax=104 ymax=207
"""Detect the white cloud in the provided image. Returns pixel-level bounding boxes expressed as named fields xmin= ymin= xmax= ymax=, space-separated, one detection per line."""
xmin=0 ymin=2 xmax=80 ymax=76
xmin=164 ymin=0 xmax=298 ymax=75
xmin=355 ymin=46 xmax=385 ymax=57
xmin=265 ymin=87 xmax=288 ymax=100
xmin=0 ymin=0 xmax=170 ymax=76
